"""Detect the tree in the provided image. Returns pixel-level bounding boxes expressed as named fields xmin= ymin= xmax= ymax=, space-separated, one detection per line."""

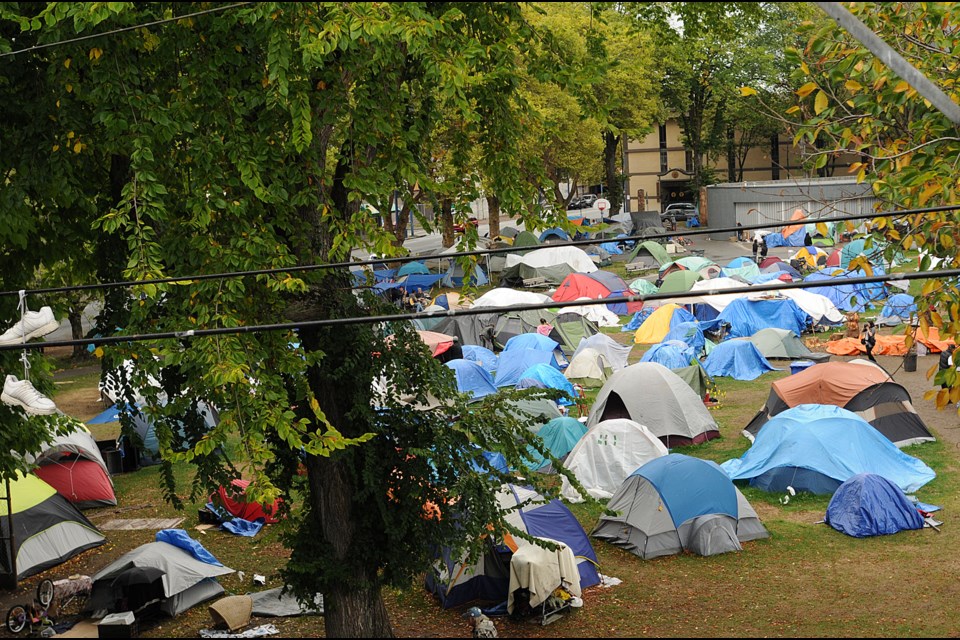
xmin=0 ymin=2 xmax=591 ymax=635
xmin=781 ymin=2 xmax=960 ymax=405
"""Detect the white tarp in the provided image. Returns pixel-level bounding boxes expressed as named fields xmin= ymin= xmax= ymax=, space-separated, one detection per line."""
xmin=507 ymin=537 xmax=581 ymax=613
xmin=471 ymin=288 xmax=552 ymax=309
xmin=560 ymin=298 xmax=621 ymax=327
xmin=560 ymin=419 xmax=668 ymax=503
xmin=504 ymin=246 xmax=598 ymax=273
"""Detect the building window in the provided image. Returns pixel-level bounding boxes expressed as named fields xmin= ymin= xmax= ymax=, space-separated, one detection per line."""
xmin=685 ymin=149 xmax=693 ymax=173
xmin=660 ymin=150 xmax=668 ymax=174
xmin=658 ymin=125 xmax=668 ymax=173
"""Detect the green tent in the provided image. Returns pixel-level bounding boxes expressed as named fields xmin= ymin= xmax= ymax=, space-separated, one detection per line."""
xmin=671 ymin=363 xmax=712 ymax=399
xmin=629 ymin=278 xmax=658 ymax=295
xmin=552 ymin=312 xmax=600 ymax=354
xmin=663 ymin=256 xmax=715 ymax=273
xmin=658 ymin=270 xmax=703 ymax=294
xmin=628 ymin=241 xmax=670 ymax=266
xmin=512 ymin=230 xmax=540 ymax=253
xmin=741 ymin=328 xmax=815 ymax=360
xmin=0 ymin=472 xmax=105 ymax=580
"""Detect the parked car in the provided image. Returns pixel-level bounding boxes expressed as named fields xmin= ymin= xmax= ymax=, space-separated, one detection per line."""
xmin=453 ymin=217 xmax=479 ymax=233
xmin=661 ymin=202 xmax=698 ymax=224
xmin=579 ymin=194 xmax=598 ymax=208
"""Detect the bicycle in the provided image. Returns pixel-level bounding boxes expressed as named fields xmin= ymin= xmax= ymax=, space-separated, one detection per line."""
xmin=7 ymin=575 xmax=92 ymax=635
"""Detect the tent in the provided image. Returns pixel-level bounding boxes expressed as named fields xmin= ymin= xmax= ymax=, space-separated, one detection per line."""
xmin=761 ymin=261 xmax=802 ymax=279
xmin=471 ymin=288 xmax=551 ymax=309
xmin=29 ymin=422 xmax=117 ymax=509
xmin=640 ymin=341 xmax=698 ymax=370
xmin=551 ymin=312 xmax=601 ymax=355
xmin=629 ymin=211 xmax=668 ymax=237
xmin=396 ymin=261 xmax=432 ymax=278
xmin=572 ymin=334 xmax=633 ymax=371
xmin=743 ymin=360 xmax=934 ymax=447
xmin=538 ymin=227 xmax=571 ymax=244
xmin=524 ymin=416 xmax=588 ymax=472
xmin=559 ymin=419 xmax=668 ymax=502
xmin=877 ymin=293 xmax=917 ymax=326
xmin=430 ymin=313 xmax=497 ymax=350
xmin=628 ymin=240 xmax=670 ymax=266
xmin=491 ymin=309 xmax=553 ymax=350
xmin=662 ymin=320 xmax=709 ymax=356
xmin=210 ymin=479 xmax=282 ymax=524
xmin=501 ymin=246 xmax=598 ymax=286
xmin=415 ymin=330 xmax=456 ymax=358
xmin=591 ymin=454 xmax=769 ymax=559
xmin=716 ymin=297 xmax=809 ymax=339
xmin=446 ymin=359 xmax=499 ymax=401
xmin=629 ymin=278 xmax=658 ymax=295
xmin=441 ymin=261 xmax=488 ymax=287
xmin=0 ymin=472 xmax=105 ymax=580
xmin=658 ymin=270 xmax=703 ymax=294
xmin=790 ymin=245 xmax=827 ymax=269
xmin=660 ymin=256 xmax=716 ymax=274
xmin=824 ymin=473 xmax=925 ymax=538
xmin=512 ymin=230 xmax=540 ymax=251
xmin=461 ymin=345 xmax=499 ymax=376
xmin=840 ymin=238 xmax=884 ymax=268
xmin=803 ymin=268 xmax=886 ymax=312
xmin=703 ymin=340 xmax=777 ymax=381
xmin=722 ymin=404 xmax=936 ymax=495
xmin=432 ymin=291 xmax=472 ymax=310
xmin=84 ymin=539 xmax=234 ymax=617
xmin=586 ymin=362 xmax=720 ymax=447
xmin=564 ymin=348 xmax=613 ymax=387
xmin=556 ymin=300 xmax=622 ymax=328
xmin=740 ymin=328 xmax=817 ymax=360
xmin=634 ymin=303 xmax=696 ymax=344
xmin=425 ymin=484 xmax=600 ymax=609
xmin=495 ymin=349 xmax=559 ymax=388
xmin=551 ymin=273 xmax=643 ymax=316
xmin=516 ymin=363 xmax=578 ymax=405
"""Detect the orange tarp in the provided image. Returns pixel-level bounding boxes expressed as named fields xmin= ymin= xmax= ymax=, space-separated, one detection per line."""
xmin=782 ymin=209 xmax=807 ymax=238
xmin=826 ymin=328 xmax=955 ymax=357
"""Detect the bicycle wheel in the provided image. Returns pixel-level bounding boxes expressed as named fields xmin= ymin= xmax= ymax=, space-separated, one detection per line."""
xmin=6 ymin=604 xmax=27 ymax=634
xmin=36 ymin=579 xmax=54 ymax=608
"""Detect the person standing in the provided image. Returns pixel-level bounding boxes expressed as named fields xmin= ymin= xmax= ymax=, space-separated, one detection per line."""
xmin=861 ymin=321 xmax=877 ymax=362
xmin=536 ymin=317 xmax=553 ymax=337
xmin=463 ymin=607 xmax=498 ymax=638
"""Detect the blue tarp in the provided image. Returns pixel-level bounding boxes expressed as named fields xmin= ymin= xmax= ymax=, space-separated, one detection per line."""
xmin=471 ymin=449 xmax=510 ymax=476
xmin=599 ymin=241 xmax=623 ymax=255
xmin=703 ymin=340 xmax=778 ymax=381
xmin=662 ymin=321 xmax=706 ymax=355
xmin=879 ymin=293 xmax=917 ymax=320
xmin=495 ymin=349 xmax=558 ymax=387
xmin=721 ymin=405 xmax=936 ymax=495
xmin=641 ymin=341 xmax=698 ymax=369
xmin=516 ymin=363 xmax=577 ymax=405
xmin=803 ymin=268 xmax=886 ymax=312
xmin=753 ymin=272 xmax=790 ymax=285
xmin=825 ymin=473 xmax=925 ymax=538
xmin=764 ymin=228 xmax=806 ymax=248
xmin=155 ymin=529 xmax=224 ymax=566
xmin=634 ymin=454 xmax=738 ymax=525
xmin=461 ymin=345 xmax=499 ymax=376
xmin=524 ymin=417 xmax=588 ymax=471
xmin=716 ymin=298 xmax=809 ymax=339
xmin=221 ymin=518 xmax=265 ymax=537
xmin=395 ymin=274 xmax=444 ymax=293
xmin=623 ymin=308 xmax=655 ymax=332
xmin=446 ymin=359 xmax=498 ymax=401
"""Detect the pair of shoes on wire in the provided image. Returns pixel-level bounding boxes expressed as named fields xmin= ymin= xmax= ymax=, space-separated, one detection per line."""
xmin=0 ymin=307 xmax=60 ymax=415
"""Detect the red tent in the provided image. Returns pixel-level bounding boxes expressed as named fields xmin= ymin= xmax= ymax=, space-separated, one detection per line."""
xmin=212 ymin=479 xmax=282 ymax=524
xmin=759 ymin=257 xmax=783 ymax=269
xmin=34 ymin=459 xmax=116 ymax=509
xmin=552 ymin=273 xmax=643 ymax=314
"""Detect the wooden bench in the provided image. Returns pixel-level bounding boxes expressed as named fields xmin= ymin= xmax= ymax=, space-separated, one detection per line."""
xmin=624 ymin=261 xmax=652 ymax=273
xmin=522 ymin=276 xmax=548 ymax=288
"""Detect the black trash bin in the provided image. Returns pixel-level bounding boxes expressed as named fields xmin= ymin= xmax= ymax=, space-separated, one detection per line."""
xmin=103 ymin=449 xmax=123 ymax=475
xmin=904 ymin=352 xmax=917 ymax=372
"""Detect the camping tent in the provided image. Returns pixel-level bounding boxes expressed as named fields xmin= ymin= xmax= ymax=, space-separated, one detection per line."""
xmin=572 ymin=334 xmax=633 ymax=371
xmin=425 ymin=484 xmax=600 ymax=609
xmin=722 ymin=404 xmax=936 ymax=495
xmin=559 ymin=419 xmax=668 ymax=502
xmin=658 ymin=270 xmax=703 ymax=294
xmin=550 ymin=312 xmax=601 ymax=355
xmin=495 ymin=349 xmax=559 ymax=388
xmin=824 ymin=473 xmax=925 ymax=538
xmin=563 ymin=348 xmax=612 ymax=387
xmin=446 ymin=359 xmax=499 ymax=401
xmin=877 ymin=293 xmax=917 ymax=326
xmin=740 ymin=328 xmax=817 ymax=360
xmin=516 ymin=363 xmax=578 ymax=405
xmin=703 ymin=340 xmax=777 ymax=381
xmin=634 ymin=303 xmax=697 ymax=344
xmin=0 ymin=472 xmax=105 ymax=580
xmin=591 ymin=454 xmax=769 ymax=559
xmin=501 ymin=246 xmax=598 ymax=286
xmin=627 ymin=240 xmax=670 ymax=266
xmin=640 ymin=341 xmax=698 ymax=370
xmin=555 ymin=300 xmax=622 ymax=328
xmin=524 ymin=416 xmax=588 ymax=473
xmin=743 ymin=360 xmax=934 ymax=448
xmin=441 ymin=261 xmax=488 ymax=287
xmin=29 ymin=423 xmax=117 ymax=509
xmin=396 ymin=261 xmax=432 ymax=278
xmin=586 ymin=362 xmax=720 ymax=447
xmin=551 ymin=273 xmax=643 ymax=316
xmin=471 ymin=288 xmax=551 ymax=309
xmin=461 ymin=345 xmax=499 ymax=376
xmin=84 ymin=539 xmax=234 ymax=617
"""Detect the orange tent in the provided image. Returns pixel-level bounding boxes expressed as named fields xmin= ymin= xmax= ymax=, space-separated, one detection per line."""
xmin=782 ymin=209 xmax=807 ymax=238
xmin=770 ymin=360 xmax=891 ymax=408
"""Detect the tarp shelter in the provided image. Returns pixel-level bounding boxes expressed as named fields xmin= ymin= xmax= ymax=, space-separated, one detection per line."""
xmin=703 ymin=340 xmax=777 ymax=381
xmin=634 ymin=303 xmax=697 ymax=344
xmin=586 ymin=362 xmax=720 ymax=447
xmin=629 ymin=278 xmax=658 ymax=295
xmin=441 ymin=261 xmax=488 ymax=287
xmin=628 ymin=241 xmax=670 ymax=267
xmin=761 ymin=261 xmax=802 ymax=279
xmin=641 ymin=341 xmax=698 ymax=370
xmin=591 ymin=454 xmax=769 ymax=559
xmin=556 ymin=300 xmax=622 ymax=328
xmin=446 ymin=359 xmax=498 ymax=401
xmin=629 ymin=211 xmax=668 ymax=237
xmin=211 ymin=479 xmax=282 ymax=524
xmin=803 ymin=268 xmax=886 ymax=312
xmin=524 ymin=417 xmax=588 ymax=473
xmin=559 ymin=419 xmax=668 ymax=502
xmin=658 ymin=270 xmax=703 ymax=294
xmin=501 ymin=246 xmax=598 ymax=286
xmin=425 ymin=484 xmax=600 ymax=608
xmin=85 ymin=540 xmax=234 ymax=617
xmin=722 ymin=404 xmax=936 ymax=495
xmin=743 ymin=360 xmax=934 ymax=448
xmin=572 ymin=334 xmax=633 ymax=371
xmin=29 ymin=422 xmax=116 ymax=509
xmin=877 ymin=293 xmax=917 ymax=326
xmin=790 ymin=245 xmax=828 ymax=269
xmin=461 ymin=345 xmax=499 ymax=376
xmin=720 ymin=259 xmax=761 ymax=282
xmin=662 ymin=320 xmax=708 ymax=356
xmin=551 ymin=273 xmax=643 ymax=316
xmin=472 ymin=288 xmax=551 ymax=309
xmin=740 ymin=328 xmax=816 ymax=360
xmin=394 ymin=273 xmax=444 ymax=294
xmin=824 ymin=473 xmax=925 ymax=538
xmin=717 ymin=297 xmax=809 ymax=339
xmin=0 ymin=472 xmax=105 ymax=580
xmin=430 ymin=314 xmax=497 ymax=350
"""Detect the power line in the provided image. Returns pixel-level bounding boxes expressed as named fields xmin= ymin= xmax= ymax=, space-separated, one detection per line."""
xmin=2 ymin=265 xmax=956 ymax=353
xmin=0 ymin=2 xmax=254 ymax=59
xmin=2 ymin=203 xmax=955 ymax=299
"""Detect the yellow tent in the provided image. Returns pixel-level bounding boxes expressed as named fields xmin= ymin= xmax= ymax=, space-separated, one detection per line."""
xmin=634 ymin=303 xmax=683 ymax=345
xmin=792 ymin=246 xmax=826 ymax=268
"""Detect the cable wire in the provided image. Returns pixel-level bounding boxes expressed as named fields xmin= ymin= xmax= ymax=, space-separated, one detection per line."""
xmin=1 ymin=203 xmax=955 ymax=299
xmin=0 ymin=3 xmax=254 ymax=59
xmin=2 ymin=265 xmax=956 ymax=353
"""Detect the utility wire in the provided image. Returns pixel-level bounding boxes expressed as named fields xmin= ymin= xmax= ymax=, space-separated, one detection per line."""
xmin=2 ymin=203 xmax=955 ymax=299
xmin=0 ymin=3 xmax=254 ymax=59
xmin=2 ymin=265 xmax=957 ymax=353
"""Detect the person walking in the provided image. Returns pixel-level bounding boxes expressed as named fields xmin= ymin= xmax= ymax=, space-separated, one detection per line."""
xmin=861 ymin=321 xmax=877 ymax=362
xmin=463 ymin=607 xmax=498 ymax=638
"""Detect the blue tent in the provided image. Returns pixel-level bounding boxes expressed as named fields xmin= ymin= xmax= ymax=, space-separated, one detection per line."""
xmin=878 ymin=293 xmax=917 ymax=321
xmin=446 ymin=359 xmax=498 ymax=401
xmin=762 ymin=261 xmax=802 ymax=279
xmin=623 ymin=308 xmax=655 ymax=332
xmin=461 ymin=345 xmax=499 ymax=376
xmin=726 ymin=257 xmax=756 ymax=269
xmin=716 ymin=298 xmax=809 ymax=339
xmin=397 ymin=261 xmax=432 ymax=278
xmin=495 ymin=349 xmax=558 ymax=388
xmin=703 ymin=340 xmax=777 ymax=381
xmin=641 ymin=341 xmax=698 ymax=369
xmin=395 ymin=274 xmax=444 ymax=293
xmin=504 ymin=333 xmax=559 ymax=353
xmin=441 ymin=262 xmax=488 ymax=288
xmin=539 ymin=227 xmax=571 ymax=243
xmin=524 ymin=417 xmax=588 ymax=472
xmin=825 ymin=473 xmax=925 ymax=538
xmin=721 ymin=404 xmax=936 ymax=495
xmin=516 ymin=363 xmax=577 ymax=405
xmin=720 ymin=261 xmax=762 ymax=282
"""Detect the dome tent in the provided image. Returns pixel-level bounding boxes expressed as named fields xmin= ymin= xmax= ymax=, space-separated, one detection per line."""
xmin=524 ymin=416 xmax=588 ymax=473
xmin=824 ymin=473 xmax=925 ymax=538
xmin=586 ymin=362 xmax=719 ymax=447
xmin=29 ymin=420 xmax=117 ymax=509
xmin=592 ymin=454 xmax=769 ymax=559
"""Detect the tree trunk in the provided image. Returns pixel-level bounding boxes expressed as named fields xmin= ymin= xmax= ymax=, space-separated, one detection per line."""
xmin=726 ymin=125 xmax=737 ymax=182
xmin=440 ymin=198 xmax=454 ymax=248
xmin=603 ymin=131 xmax=622 ymax=216
xmin=486 ymin=195 xmax=500 ymax=239
xmin=69 ymin=307 xmax=85 ymax=359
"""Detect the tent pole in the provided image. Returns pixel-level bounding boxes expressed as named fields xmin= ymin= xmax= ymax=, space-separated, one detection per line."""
xmin=1 ymin=477 xmax=16 ymax=589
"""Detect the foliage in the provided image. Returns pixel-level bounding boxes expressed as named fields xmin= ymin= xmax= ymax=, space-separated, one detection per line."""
xmin=780 ymin=2 xmax=960 ymax=408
